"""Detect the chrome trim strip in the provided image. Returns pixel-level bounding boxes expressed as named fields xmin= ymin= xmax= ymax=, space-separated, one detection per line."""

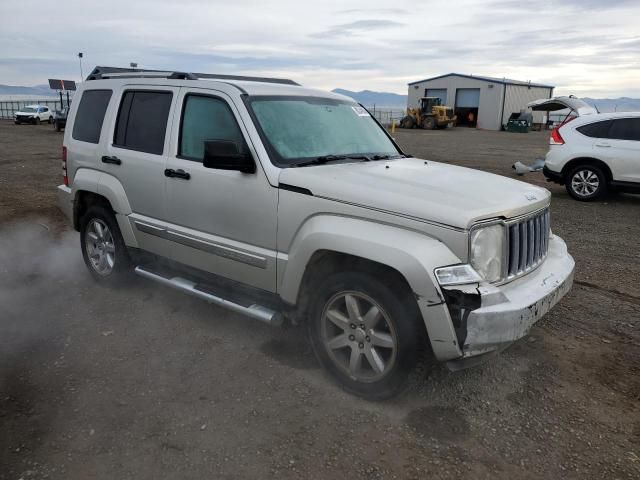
xmin=134 ymin=220 xmax=268 ymax=269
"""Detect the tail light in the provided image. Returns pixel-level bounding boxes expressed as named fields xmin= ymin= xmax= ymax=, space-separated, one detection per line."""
xmin=550 ymin=128 xmax=564 ymax=145
xmin=62 ymin=146 xmax=68 ymax=186
xmin=549 ymin=115 xmax=576 ymax=145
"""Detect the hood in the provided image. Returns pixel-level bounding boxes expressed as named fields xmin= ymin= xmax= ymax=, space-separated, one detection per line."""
xmin=278 ymin=158 xmax=550 ymax=229
xmin=528 ymin=96 xmax=597 ymax=116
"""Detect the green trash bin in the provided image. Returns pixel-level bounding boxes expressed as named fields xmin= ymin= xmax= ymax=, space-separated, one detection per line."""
xmin=506 ymin=119 xmax=530 ymax=133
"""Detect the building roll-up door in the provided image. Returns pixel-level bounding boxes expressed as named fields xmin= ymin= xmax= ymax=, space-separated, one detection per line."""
xmin=455 ymin=88 xmax=480 ymax=107
xmin=425 ymin=88 xmax=447 ymax=105
xmin=455 ymin=88 xmax=480 ymax=127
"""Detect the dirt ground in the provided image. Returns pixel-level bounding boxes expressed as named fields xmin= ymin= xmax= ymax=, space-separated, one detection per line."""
xmin=1 ymin=121 xmax=638 ymax=479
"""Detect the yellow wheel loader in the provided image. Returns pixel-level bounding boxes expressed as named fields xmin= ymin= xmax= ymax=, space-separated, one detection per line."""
xmin=399 ymin=97 xmax=456 ymax=130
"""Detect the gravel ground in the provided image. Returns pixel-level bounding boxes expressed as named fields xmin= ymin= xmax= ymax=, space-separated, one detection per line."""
xmin=1 ymin=121 xmax=638 ymax=479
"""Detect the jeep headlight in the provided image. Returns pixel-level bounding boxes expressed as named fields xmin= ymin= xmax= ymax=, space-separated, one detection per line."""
xmin=470 ymin=224 xmax=504 ymax=283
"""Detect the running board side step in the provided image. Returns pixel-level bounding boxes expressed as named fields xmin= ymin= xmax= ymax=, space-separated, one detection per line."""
xmin=134 ymin=266 xmax=283 ymax=326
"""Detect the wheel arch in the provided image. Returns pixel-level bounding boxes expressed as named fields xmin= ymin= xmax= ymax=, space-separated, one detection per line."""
xmin=70 ymin=169 xmax=137 ymax=247
xmin=278 ymin=215 xmax=464 ymax=361
xmin=561 ymin=157 xmax=613 ymax=182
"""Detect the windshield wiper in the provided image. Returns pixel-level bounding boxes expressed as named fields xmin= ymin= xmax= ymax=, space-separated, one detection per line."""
xmin=294 ymin=154 xmax=372 ymax=167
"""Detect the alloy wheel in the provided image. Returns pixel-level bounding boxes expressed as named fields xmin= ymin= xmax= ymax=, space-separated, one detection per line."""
xmin=85 ymin=219 xmax=116 ymax=275
xmin=320 ymin=291 xmax=397 ymax=382
xmin=571 ymin=169 xmax=600 ymax=197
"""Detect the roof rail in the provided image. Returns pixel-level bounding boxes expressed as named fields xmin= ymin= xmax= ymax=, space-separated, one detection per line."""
xmin=86 ymin=66 xmax=299 ymax=85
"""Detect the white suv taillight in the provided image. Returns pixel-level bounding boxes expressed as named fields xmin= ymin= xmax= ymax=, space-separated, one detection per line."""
xmin=549 ymin=115 xmax=577 ymax=146
xmin=62 ymin=146 xmax=68 ymax=186
xmin=550 ymin=127 xmax=564 ymax=145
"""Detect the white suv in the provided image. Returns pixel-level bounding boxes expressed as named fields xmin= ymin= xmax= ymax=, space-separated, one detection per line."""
xmin=542 ymin=112 xmax=640 ymax=200
xmin=57 ymin=67 xmax=575 ymax=398
xmin=14 ymin=104 xmax=54 ymax=125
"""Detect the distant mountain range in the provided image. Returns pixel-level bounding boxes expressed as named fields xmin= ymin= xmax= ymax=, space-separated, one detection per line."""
xmin=581 ymin=97 xmax=640 ymax=113
xmin=0 ymin=84 xmax=56 ymax=97
xmin=331 ymin=89 xmax=408 ymax=108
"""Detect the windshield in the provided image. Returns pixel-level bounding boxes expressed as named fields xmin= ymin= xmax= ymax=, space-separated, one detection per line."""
xmin=247 ymin=96 xmax=400 ymax=166
xmin=21 ymin=107 xmax=37 ymax=113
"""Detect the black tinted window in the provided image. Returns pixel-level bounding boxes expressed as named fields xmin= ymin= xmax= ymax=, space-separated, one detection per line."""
xmin=72 ymin=90 xmax=112 ymax=143
xmin=114 ymin=91 xmax=172 ymax=155
xmin=577 ymin=120 xmax=611 ymax=138
xmin=608 ymin=118 xmax=640 ymax=141
xmin=179 ymin=95 xmax=245 ymax=161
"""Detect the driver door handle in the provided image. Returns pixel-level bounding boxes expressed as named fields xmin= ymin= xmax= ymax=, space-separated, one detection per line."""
xmin=101 ymin=155 xmax=122 ymax=165
xmin=595 ymin=142 xmax=611 ymax=148
xmin=165 ymin=168 xmax=191 ymax=180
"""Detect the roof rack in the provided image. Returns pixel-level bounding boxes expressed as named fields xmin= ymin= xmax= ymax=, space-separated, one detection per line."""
xmin=86 ymin=66 xmax=299 ymax=86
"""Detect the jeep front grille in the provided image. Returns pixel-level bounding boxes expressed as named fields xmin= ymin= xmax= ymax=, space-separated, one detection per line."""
xmin=506 ymin=208 xmax=550 ymax=280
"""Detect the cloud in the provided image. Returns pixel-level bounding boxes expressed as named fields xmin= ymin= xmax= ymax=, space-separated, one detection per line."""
xmin=0 ymin=0 xmax=638 ymax=97
xmin=311 ymin=19 xmax=405 ymax=38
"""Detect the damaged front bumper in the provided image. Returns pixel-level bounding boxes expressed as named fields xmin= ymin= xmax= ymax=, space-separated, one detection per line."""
xmin=443 ymin=234 xmax=575 ymax=369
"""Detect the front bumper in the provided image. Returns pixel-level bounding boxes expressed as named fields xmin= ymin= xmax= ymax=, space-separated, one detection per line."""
xmin=57 ymin=184 xmax=73 ymax=223
xmin=445 ymin=234 xmax=574 ymax=365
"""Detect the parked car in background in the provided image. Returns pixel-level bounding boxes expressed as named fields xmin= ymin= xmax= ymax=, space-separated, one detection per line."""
xmin=542 ymin=112 xmax=640 ymax=200
xmin=57 ymin=68 xmax=575 ymax=399
xmin=14 ymin=105 xmax=54 ymax=125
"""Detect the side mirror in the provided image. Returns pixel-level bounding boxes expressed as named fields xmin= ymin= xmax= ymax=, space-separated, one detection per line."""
xmin=203 ymin=140 xmax=256 ymax=174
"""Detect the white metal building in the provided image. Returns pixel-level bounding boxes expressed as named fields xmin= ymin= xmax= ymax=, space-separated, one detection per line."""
xmin=407 ymin=73 xmax=554 ymax=130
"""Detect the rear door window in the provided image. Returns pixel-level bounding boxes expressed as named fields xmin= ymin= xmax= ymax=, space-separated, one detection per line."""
xmin=608 ymin=118 xmax=640 ymax=141
xmin=178 ymin=94 xmax=245 ymax=161
xmin=114 ymin=90 xmax=173 ymax=155
xmin=576 ymin=120 xmax=611 ymax=138
xmin=72 ymin=90 xmax=112 ymax=143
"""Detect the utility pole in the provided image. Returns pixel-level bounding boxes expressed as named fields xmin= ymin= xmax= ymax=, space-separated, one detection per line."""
xmin=78 ymin=52 xmax=84 ymax=82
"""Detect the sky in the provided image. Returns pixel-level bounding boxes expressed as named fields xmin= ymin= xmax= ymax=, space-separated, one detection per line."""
xmin=1 ymin=0 xmax=639 ymax=97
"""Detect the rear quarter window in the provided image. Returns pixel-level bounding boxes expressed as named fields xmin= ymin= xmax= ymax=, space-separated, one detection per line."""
xmin=608 ymin=118 xmax=640 ymax=141
xmin=72 ymin=90 xmax=113 ymax=144
xmin=576 ymin=120 xmax=611 ymax=138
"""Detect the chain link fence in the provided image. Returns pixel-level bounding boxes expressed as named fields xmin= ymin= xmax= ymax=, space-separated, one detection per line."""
xmin=367 ymin=107 xmax=405 ymax=127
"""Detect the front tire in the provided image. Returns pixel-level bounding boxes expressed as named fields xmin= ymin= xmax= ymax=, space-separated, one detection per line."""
xmin=307 ymin=271 xmax=421 ymax=400
xmin=565 ymin=165 xmax=607 ymax=201
xmin=34 ymin=117 xmax=40 ymax=125
xmin=422 ymin=116 xmax=436 ymax=130
xmin=80 ymin=205 xmax=131 ymax=283
xmin=399 ymin=115 xmax=415 ymax=129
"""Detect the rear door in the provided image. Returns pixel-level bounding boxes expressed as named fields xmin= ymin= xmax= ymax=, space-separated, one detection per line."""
xmin=599 ymin=118 xmax=640 ymax=182
xmin=101 ymin=85 xmax=180 ymax=249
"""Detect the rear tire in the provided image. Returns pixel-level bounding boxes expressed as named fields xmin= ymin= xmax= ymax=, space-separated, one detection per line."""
xmin=565 ymin=165 xmax=607 ymax=201
xmin=48 ymin=116 xmax=53 ymax=124
xmin=307 ymin=271 xmax=421 ymax=400
xmin=80 ymin=205 xmax=132 ymax=283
